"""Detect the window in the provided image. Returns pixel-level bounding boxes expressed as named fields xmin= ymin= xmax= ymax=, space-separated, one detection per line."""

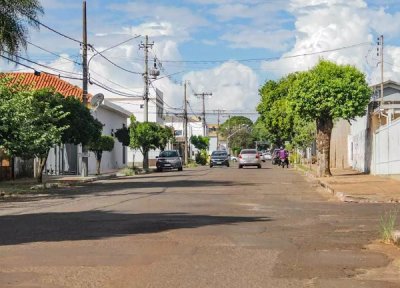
xmin=140 ymin=104 xmax=144 ymax=109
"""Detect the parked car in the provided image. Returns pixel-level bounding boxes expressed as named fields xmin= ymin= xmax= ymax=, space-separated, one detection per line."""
xmin=156 ymin=150 xmax=183 ymax=172
xmin=262 ymin=151 xmax=272 ymax=161
xmin=210 ymin=150 xmax=230 ymax=168
xmin=238 ymin=149 xmax=261 ymax=169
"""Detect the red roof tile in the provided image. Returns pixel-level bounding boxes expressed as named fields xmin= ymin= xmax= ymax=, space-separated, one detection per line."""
xmin=1 ymin=72 xmax=92 ymax=101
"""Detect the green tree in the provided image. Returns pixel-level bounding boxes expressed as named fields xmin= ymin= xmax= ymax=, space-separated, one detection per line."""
xmin=219 ymin=116 xmax=253 ymax=152
xmin=59 ymin=96 xmax=103 ymax=146
xmin=88 ymin=135 xmax=114 ymax=175
xmin=158 ymin=126 xmax=174 ymax=151
xmin=0 ymin=84 xmax=68 ymax=183
xmin=129 ymin=116 xmax=168 ymax=170
xmin=290 ymin=60 xmax=371 ymax=177
xmin=0 ymin=0 xmax=43 ymax=56
xmin=114 ymin=126 xmax=130 ymax=146
xmin=190 ymin=135 xmax=210 ymax=151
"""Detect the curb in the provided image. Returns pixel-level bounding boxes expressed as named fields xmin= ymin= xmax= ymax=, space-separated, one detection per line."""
xmin=56 ymin=173 xmax=117 ymax=185
xmin=295 ymin=165 xmax=382 ymax=203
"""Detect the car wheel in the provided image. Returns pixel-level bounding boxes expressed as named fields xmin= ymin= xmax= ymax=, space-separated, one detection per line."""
xmin=210 ymin=164 xmax=213 ymax=168
xmin=226 ymin=163 xmax=230 ymax=167
xmin=178 ymin=166 xmax=183 ymax=171
xmin=157 ymin=167 xmax=162 ymax=172
xmin=238 ymin=165 xmax=243 ymax=169
xmin=258 ymin=165 xmax=261 ymax=169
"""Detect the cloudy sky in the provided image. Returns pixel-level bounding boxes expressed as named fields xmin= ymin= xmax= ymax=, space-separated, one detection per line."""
xmin=3 ymin=0 xmax=400 ymax=121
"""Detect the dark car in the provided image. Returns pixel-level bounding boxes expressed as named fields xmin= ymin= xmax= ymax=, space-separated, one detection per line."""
xmin=156 ymin=150 xmax=183 ymax=172
xmin=210 ymin=150 xmax=230 ymax=168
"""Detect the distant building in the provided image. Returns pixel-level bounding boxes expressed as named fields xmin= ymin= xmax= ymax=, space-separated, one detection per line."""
xmin=106 ymin=88 xmax=164 ymax=167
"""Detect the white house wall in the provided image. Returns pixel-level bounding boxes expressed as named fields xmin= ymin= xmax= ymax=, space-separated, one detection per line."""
xmin=89 ymin=106 xmax=128 ymax=174
xmin=349 ymin=115 xmax=368 ymax=172
xmin=372 ymin=118 xmax=400 ymax=175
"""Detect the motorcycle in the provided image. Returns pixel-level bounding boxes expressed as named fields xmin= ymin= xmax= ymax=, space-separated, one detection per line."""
xmin=280 ymin=158 xmax=289 ymax=168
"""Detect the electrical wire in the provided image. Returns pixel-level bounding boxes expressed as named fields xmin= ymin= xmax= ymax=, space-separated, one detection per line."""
xmin=90 ymin=46 xmax=143 ymax=75
xmin=2 ymin=51 xmax=83 ymax=76
xmin=157 ymin=42 xmax=372 ymax=64
xmin=27 ymin=40 xmax=82 ymax=65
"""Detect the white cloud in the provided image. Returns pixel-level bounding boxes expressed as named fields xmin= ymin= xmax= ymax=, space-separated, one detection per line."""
xmin=183 ymin=62 xmax=259 ymax=113
xmin=221 ymin=28 xmax=294 ymax=51
xmin=260 ymin=0 xmax=400 ymax=84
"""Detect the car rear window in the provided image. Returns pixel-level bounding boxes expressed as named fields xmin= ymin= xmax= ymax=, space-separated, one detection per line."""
xmin=211 ymin=151 xmax=227 ymax=156
xmin=241 ymin=150 xmax=257 ymax=154
xmin=159 ymin=151 xmax=178 ymax=157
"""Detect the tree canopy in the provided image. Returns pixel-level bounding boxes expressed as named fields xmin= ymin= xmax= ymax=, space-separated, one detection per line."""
xmin=219 ymin=116 xmax=253 ymax=152
xmin=0 ymin=0 xmax=44 ymax=56
xmin=190 ymin=135 xmax=210 ymax=151
xmin=289 ymin=59 xmax=371 ymax=176
xmin=256 ymin=74 xmax=313 ymax=147
xmin=129 ymin=116 xmax=174 ymax=170
xmin=88 ymin=135 xmax=114 ymax=175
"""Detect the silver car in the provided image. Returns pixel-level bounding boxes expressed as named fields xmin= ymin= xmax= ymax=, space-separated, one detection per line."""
xmin=238 ymin=149 xmax=262 ymax=169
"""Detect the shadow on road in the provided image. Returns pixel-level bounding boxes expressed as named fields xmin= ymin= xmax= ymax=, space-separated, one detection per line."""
xmin=0 ymin=211 xmax=272 ymax=245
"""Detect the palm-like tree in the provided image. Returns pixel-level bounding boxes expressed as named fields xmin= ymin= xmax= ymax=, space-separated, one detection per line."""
xmin=0 ymin=0 xmax=43 ymax=57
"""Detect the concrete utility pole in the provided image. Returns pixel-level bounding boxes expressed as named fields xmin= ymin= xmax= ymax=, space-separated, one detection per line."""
xmin=194 ymin=92 xmax=212 ymax=136
xmin=377 ymin=35 xmax=384 ymax=106
xmin=214 ymin=109 xmax=225 ymax=150
xmin=139 ymin=35 xmax=154 ymax=123
xmin=81 ymin=0 xmax=89 ymax=177
xmin=139 ymin=35 xmax=154 ymax=170
xmin=183 ymin=81 xmax=189 ymax=166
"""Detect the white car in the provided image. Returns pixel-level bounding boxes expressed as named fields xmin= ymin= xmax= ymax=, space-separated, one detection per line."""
xmin=262 ymin=151 xmax=272 ymax=161
xmin=238 ymin=149 xmax=262 ymax=169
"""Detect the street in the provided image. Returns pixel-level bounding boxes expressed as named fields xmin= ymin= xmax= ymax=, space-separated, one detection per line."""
xmin=0 ymin=163 xmax=399 ymax=288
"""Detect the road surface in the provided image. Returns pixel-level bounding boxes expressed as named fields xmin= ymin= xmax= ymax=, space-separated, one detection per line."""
xmin=0 ymin=163 xmax=398 ymax=287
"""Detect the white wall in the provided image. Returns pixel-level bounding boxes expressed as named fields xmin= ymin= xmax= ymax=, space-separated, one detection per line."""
xmin=372 ymin=118 xmax=400 ymax=175
xmin=349 ymin=115 xmax=368 ymax=172
xmin=88 ymin=106 xmax=128 ymax=174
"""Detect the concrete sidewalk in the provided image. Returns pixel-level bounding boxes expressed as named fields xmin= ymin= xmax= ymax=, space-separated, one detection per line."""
xmin=297 ymin=164 xmax=400 ymax=203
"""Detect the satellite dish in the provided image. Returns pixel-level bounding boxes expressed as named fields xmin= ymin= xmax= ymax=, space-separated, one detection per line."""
xmin=90 ymin=93 xmax=104 ymax=110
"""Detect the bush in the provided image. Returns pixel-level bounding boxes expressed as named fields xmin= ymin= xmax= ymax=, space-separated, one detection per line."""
xmin=195 ymin=149 xmax=208 ymax=165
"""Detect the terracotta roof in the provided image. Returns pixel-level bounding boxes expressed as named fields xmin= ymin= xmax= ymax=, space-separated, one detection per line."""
xmin=1 ymin=72 xmax=91 ymax=101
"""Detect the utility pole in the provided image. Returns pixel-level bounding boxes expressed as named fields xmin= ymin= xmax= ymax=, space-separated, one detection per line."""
xmin=139 ymin=35 xmax=154 ymax=123
xmin=377 ymin=35 xmax=384 ymax=106
xmin=194 ymin=92 xmax=212 ymax=136
xmin=139 ymin=35 xmax=154 ymax=170
xmin=183 ymin=81 xmax=189 ymax=166
xmin=81 ymin=0 xmax=89 ymax=177
xmin=214 ymin=109 xmax=225 ymax=150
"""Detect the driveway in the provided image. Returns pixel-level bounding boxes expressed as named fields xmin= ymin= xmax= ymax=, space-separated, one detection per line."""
xmin=0 ymin=163 xmax=398 ymax=287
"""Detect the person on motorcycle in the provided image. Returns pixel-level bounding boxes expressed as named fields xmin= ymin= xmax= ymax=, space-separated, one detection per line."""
xmin=278 ymin=146 xmax=289 ymax=168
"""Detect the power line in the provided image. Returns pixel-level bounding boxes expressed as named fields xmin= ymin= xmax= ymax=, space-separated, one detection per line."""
xmin=3 ymin=51 xmax=82 ymax=76
xmin=27 ymin=40 xmax=82 ymax=65
xmin=157 ymin=42 xmax=372 ymax=64
xmin=90 ymin=46 xmax=143 ymax=75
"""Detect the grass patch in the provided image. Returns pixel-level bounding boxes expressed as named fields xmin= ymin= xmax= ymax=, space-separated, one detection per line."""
xmin=380 ymin=208 xmax=398 ymax=244
xmin=0 ymin=178 xmax=44 ymax=197
xmin=186 ymin=161 xmax=198 ymax=168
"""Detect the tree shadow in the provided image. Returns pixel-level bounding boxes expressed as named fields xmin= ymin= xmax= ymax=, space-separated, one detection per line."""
xmin=43 ymin=179 xmax=256 ymax=198
xmin=0 ymin=211 xmax=272 ymax=245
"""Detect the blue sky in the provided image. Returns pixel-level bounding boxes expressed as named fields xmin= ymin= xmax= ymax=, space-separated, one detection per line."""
xmin=3 ymin=0 xmax=400 ymax=120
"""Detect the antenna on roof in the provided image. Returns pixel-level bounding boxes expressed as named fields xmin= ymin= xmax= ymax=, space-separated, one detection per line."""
xmin=90 ymin=93 xmax=104 ymax=111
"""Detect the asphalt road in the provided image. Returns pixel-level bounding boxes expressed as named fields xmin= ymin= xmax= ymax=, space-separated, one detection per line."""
xmin=0 ymin=162 xmax=399 ymax=287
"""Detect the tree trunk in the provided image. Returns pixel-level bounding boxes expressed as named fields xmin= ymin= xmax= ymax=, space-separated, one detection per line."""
xmin=95 ymin=151 xmax=102 ymax=175
xmin=143 ymin=149 xmax=149 ymax=170
xmin=11 ymin=157 xmax=15 ymax=180
xmin=316 ymin=117 xmax=333 ymax=177
xmin=131 ymin=150 xmax=136 ymax=169
xmin=37 ymin=156 xmax=48 ymax=183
